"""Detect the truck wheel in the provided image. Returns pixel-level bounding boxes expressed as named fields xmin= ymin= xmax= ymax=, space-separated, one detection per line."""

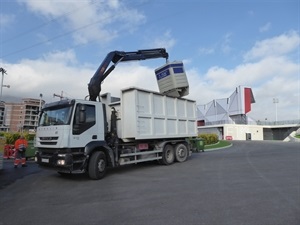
xmin=88 ymin=151 xmax=107 ymax=180
xmin=175 ymin=143 xmax=188 ymax=162
xmin=160 ymin=144 xmax=175 ymax=165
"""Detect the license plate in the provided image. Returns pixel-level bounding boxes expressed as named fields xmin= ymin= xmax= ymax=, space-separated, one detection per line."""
xmin=41 ymin=158 xmax=49 ymax=163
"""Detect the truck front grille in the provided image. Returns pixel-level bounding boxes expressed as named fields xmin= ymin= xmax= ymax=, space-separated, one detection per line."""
xmin=39 ymin=136 xmax=59 ymax=145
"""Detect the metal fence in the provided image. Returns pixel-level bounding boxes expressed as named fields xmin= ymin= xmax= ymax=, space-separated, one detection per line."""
xmin=202 ymin=119 xmax=300 ymax=126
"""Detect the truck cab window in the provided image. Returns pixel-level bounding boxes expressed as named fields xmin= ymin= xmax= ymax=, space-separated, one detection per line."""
xmin=39 ymin=106 xmax=72 ymax=126
xmin=73 ymin=104 xmax=95 ymax=135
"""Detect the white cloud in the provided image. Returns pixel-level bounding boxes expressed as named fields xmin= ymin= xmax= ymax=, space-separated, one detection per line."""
xmin=2 ymin=50 xmax=92 ymax=102
xmin=259 ymin=22 xmax=271 ymax=33
xmin=17 ymin=0 xmax=146 ymax=44
xmin=205 ymin=56 xmax=297 ymax=90
xmin=248 ymin=10 xmax=254 ymax=16
xmin=42 ymin=50 xmax=77 ymax=65
xmin=221 ymin=33 xmax=232 ymax=54
xmin=0 ymin=14 xmax=15 ymax=28
xmin=150 ymin=30 xmax=176 ymax=50
xmin=198 ymin=33 xmax=232 ymax=56
xmin=101 ymin=63 xmax=161 ymax=96
xmin=250 ymin=73 xmax=299 ymax=121
xmin=244 ymin=30 xmax=300 ymax=61
xmin=1 ymin=50 xmax=164 ymax=103
xmin=198 ymin=47 xmax=215 ymax=55
xmin=189 ymin=31 xmax=300 ymax=121
xmin=1 ymin=31 xmax=299 ymax=122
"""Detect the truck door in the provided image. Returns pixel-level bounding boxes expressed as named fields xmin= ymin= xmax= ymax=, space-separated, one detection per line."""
xmin=71 ymin=103 xmax=104 ymax=146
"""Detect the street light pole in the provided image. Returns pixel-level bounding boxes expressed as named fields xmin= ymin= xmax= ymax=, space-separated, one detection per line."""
xmin=0 ymin=68 xmax=10 ymax=102
xmin=0 ymin=68 xmax=7 ymax=102
xmin=273 ymin=98 xmax=279 ymax=124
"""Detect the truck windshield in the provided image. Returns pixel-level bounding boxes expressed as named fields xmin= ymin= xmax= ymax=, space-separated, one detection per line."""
xmin=39 ymin=105 xmax=73 ymax=126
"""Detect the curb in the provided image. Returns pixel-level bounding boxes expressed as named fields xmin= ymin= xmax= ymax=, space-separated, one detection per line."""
xmin=204 ymin=143 xmax=233 ymax=152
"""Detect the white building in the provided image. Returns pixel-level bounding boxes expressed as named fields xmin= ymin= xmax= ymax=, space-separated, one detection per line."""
xmin=196 ymin=86 xmax=299 ymax=141
xmin=197 ymin=85 xmax=255 ymax=126
xmin=197 ymin=85 xmax=259 ymax=141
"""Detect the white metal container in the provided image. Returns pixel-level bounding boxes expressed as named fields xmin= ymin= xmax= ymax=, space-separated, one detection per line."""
xmin=116 ymin=87 xmax=197 ymax=141
xmin=155 ymin=61 xmax=189 ymax=98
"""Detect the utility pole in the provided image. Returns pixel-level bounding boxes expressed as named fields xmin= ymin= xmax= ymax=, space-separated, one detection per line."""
xmin=39 ymin=93 xmax=43 ymax=112
xmin=53 ymin=91 xmax=64 ymax=100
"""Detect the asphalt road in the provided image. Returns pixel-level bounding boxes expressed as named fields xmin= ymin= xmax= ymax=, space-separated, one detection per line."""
xmin=0 ymin=141 xmax=299 ymax=225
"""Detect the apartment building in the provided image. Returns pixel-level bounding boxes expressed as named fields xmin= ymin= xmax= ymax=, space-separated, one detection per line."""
xmin=2 ymin=98 xmax=44 ymax=132
xmin=0 ymin=102 xmax=6 ymax=131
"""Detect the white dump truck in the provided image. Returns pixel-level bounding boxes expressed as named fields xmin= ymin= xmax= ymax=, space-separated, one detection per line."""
xmin=35 ymin=48 xmax=197 ymax=179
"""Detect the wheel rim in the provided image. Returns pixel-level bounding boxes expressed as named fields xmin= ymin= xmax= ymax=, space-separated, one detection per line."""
xmin=166 ymin=149 xmax=172 ymax=160
xmin=178 ymin=148 xmax=186 ymax=158
xmin=98 ymin=159 xmax=106 ymax=172
xmin=175 ymin=144 xmax=188 ymax=162
xmin=165 ymin=147 xmax=174 ymax=163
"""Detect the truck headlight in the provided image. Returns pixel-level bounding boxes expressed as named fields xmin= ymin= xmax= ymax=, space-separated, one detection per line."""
xmin=57 ymin=159 xmax=65 ymax=165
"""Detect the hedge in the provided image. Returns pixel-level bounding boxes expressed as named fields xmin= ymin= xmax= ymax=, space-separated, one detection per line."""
xmin=198 ymin=133 xmax=218 ymax=145
xmin=0 ymin=132 xmax=35 ymax=144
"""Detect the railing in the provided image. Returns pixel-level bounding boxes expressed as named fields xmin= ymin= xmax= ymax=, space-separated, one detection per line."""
xmin=256 ymin=119 xmax=300 ymax=126
xmin=201 ymin=119 xmax=300 ymax=126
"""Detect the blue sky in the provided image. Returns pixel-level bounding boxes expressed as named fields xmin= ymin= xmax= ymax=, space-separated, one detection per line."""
xmin=0 ymin=0 xmax=299 ymax=122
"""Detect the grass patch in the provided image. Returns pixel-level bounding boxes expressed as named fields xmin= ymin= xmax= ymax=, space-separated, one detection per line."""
xmin=204 ymin=140 xmax=232 ymax=150
xmin=295 ymin=135 xmax=300 ymax=139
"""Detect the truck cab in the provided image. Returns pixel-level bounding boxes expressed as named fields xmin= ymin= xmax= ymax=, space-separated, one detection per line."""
xmin=35 ymin=99 xmax=114 ymax=175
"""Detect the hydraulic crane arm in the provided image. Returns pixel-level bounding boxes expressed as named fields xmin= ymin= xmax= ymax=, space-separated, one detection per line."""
xmin=88 ymin=48 xmax=169 ymax=101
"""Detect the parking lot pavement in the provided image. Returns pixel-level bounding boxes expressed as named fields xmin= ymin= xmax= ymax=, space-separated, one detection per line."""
xmin=0 ymin=141 xmax=299 ymax=225
xmin=0 ymin=159 xmax=41 ymax=189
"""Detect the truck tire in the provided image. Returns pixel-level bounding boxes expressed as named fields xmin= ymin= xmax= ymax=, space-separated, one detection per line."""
xmin=160 ymin=144 xmax=175 ymax=165
xmin=88 ymin=151 xmax=107 ymax=180
xmin=175 ymin=143 xmax=188 ymax=162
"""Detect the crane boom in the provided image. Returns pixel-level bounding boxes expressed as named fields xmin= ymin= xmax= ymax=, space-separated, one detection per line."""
xmin=88 ymin=48 xmax=169 ymax=101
